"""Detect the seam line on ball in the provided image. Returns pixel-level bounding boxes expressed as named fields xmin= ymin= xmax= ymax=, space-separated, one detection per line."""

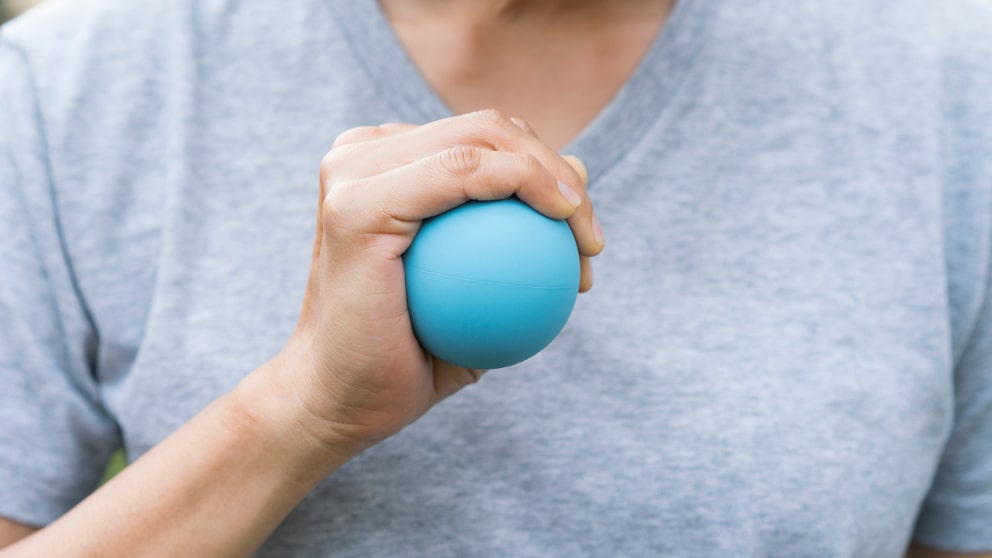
xmin=405 ymin=266 xmax=578 ymax=290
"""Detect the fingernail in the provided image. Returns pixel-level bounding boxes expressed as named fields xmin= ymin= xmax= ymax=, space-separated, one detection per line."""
xmin=558 ymin=180 xmax=583 ymax=208
xmin=592 ymin=212 xmax=605 ymax=245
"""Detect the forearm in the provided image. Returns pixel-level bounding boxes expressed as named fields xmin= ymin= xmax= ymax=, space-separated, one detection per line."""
xmin=906 ymin=542 xmax=992 ymax=558
xmin=2 ymin=360 xmax=357 ymax=558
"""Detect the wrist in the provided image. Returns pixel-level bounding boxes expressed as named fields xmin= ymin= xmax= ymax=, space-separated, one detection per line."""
xmin=227 ymin=353 xmax=366 ymax=487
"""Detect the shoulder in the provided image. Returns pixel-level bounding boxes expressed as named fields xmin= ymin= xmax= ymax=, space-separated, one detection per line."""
xmin=0 ymin=0 xmax=356 ymax=163
xmin=0 ymin=0 xmax=192 ymax=137
xmin=0 ymin=0 xmax=353 ymax=105
xmin=0 ymin=0 xmax=177 ymax=65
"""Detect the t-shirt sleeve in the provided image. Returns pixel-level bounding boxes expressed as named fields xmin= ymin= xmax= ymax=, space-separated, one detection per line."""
xmin=912 ymin=275 xmax=992 ymax=551
xmin=911 ymin=16 xmax=992 ymax=550
xmin=0 ymin=36 xmax=120 ymax=527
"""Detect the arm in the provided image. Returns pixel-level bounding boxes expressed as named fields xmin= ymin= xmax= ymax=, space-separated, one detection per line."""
xmin=907 ymin=543 xmax=992 ymax=558
xmin=1 ymin=362 xmax=364 ymax=557
xmin=0 ymin=111 xmax=601 ymax=557
xmin=0 ymin=521 xmax=33 ymax=549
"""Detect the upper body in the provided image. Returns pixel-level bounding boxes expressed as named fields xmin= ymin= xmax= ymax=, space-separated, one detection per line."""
xmin=1 ymin=0 xmax=991 ymax=556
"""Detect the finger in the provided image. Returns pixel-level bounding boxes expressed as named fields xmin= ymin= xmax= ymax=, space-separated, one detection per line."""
xmin=331 ymin=122 xmax=418 ymax=149
xmin=510 ymin=116 xmax=540 ymax=139
xmin=392 ymin=146 xmax=582 ymax=222
xmin=431 ymin=357 xmax=486 ymax=404
xmin=317 ymin=122 xmax=419 ymax=261
xmin=326 ymin=111 xmax=584 ymax=195
xmin=321 ymin=147 xmax=581 ymax=244
xmin=559 ymin=154 xmax=603 ymax=257
xmin=322 ymin=112 xmax=603 ymax=256
xmin=302 ymin=124 xmax=418 ymax=325
xmin=321 ymin=123 xmax=421 ymax=185
xmin=407 ymin=110 xmax=586 ymax=193
xmin=579 ymin=255 xmax=594 ymax=292
xmin=562 ymin=155 xmax=587 ymax=184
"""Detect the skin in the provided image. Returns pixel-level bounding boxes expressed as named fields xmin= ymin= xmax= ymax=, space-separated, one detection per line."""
xmin=381 ymin=0 xmax=674 ymax=150
xmin=0 ymin=1 xmax=986 ymax=556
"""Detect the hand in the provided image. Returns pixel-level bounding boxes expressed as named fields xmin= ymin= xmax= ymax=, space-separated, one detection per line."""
xmin=267 ymin=110 xmax=604 ymax=456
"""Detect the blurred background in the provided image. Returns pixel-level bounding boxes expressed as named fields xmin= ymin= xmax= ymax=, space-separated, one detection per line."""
xmin=1 ymin=0 xmax=43 ymax=24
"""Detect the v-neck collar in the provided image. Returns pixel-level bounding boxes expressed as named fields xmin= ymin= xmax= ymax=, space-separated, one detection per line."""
xmin=326 ymin=0 xmax=716 ymax=184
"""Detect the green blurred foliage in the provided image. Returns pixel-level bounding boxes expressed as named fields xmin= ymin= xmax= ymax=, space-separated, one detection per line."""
xmin=100 ymin=450 xmax=127 ymax=485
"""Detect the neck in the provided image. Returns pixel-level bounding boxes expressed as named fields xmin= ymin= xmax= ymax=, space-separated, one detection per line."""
xmin=377 ymin=0 xmax=674 ymax=150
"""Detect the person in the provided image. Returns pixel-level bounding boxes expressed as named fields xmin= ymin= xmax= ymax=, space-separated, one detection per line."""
xmin=0 ymin=0 xmax=990 ymax=556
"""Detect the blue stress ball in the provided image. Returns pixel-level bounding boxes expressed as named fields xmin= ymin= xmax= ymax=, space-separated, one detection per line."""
xmin=403 ymin=198 xmax=580 ymax=369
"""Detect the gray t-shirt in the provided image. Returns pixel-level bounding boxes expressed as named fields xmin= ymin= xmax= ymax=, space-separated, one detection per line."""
xmin=2 ymin=0 xmax=991 ymax=556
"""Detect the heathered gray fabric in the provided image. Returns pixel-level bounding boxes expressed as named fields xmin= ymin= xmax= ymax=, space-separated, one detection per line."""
xmin=2 ymin=0 xmax=992 ymax=556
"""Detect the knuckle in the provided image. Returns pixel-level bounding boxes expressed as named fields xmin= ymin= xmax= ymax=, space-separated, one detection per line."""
xmin=515 ymin=152 xmax=552 ymax=187
xmin=511 ymin=116 xmax=535 ymax=134
xmin=519 ymin=152 xmax=546 ymax=176
xmin=331 ymin=125 xmax=380 ymax=149
xmin=320 ymin=180 xmax=360 ymax=235
xmin=319 ymin=148 xmax=347 ymax=183
xmin=472 ymin=108 xmax=515 ymax=131
xmin=320 ymin=150 xmax=336 ymax=170
xmin=437 ymin=145 xmax=485 ymax=178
